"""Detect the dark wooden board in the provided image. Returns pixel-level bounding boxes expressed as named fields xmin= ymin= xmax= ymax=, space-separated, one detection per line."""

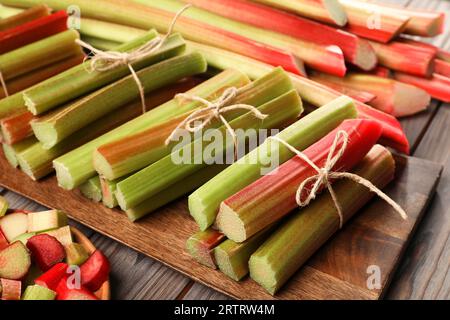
xmin=0 ymin=153 xmax=442 ymax=299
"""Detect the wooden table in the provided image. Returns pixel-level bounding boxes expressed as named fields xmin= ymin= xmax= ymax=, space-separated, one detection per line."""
xmin=1 ymin=0 xmax=449 ymax=300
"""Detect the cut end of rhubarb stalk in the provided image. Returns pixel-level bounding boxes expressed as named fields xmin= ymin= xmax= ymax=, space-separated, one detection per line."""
xmin=30 ymin=120 xmax=58 ymax=150
xmin=216 ymin=202 xmax=247 ymax=243
xmin=324 ymin=0 xmax=348 ymax=27
xmin=355 ymin=40 xmax=378 ymax=71
xmin=92 ymin=150 xmax=115 ymax=181
xmin=248 ymin=255 xmax=277 ymax=295
xmin=393 ymin=82 xmax=430 ymax=117
xmin=53 ymin=161 xmax=75 ymax=190
xmin=23 ymin=93 xmax=38 ymax=115
xmin=214 ymin=245 xmax=241 ymax=281
xmin=186 ymin=229 xmax=226 ymax=269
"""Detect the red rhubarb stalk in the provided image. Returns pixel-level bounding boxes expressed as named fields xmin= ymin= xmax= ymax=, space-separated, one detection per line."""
xmin=435 ymin=59 xmax=450 ymax=78
xmin=217 ymin=119 xmax=383 ymax=242
xmin=0 ymin=230 xmax=8 ymax=251
xmin=0 ymin=10 xmax=68 ymax=54
xmin=364 ymin=66 xmax=391 ymax=78
xmin=394 ymin=72 xmax=450 ymax=103
xmin=307 ymin=77 xmax=376 ymax=104
xmin=289 ymin=73 xmax=410 ymax=154
xmin=369 ymin=40 xmax=436 ymax=77
xmin=184 ymin=0 xmax=376 ymax=70
xmin=339 ymin=0 xmax=410 ymax=43
xmin=310 ymin=72 xmax=430 ymax=117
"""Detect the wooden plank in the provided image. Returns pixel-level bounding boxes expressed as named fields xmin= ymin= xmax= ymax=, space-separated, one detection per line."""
xmin=387 ymin=103 xmax=450 ymax=299
xmin=0 ymin=152 xmax=441 ymax=300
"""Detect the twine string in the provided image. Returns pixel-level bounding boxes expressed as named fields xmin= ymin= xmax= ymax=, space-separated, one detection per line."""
xmin=0 ymin=70 xmax=9 ymax=97
xmin=269 ymin=131 xmax=408 ymax=228
xmin=165 ymin=87 xmax=268 ymax=160
xmin=75 ymin=4 xmax=192 ymax=114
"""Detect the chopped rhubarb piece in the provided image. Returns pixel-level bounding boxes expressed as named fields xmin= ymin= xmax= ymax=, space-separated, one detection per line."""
xmin=35 ymin=262 xmax=69 ymax=291
xmin=55 ymin=277 xmax=98 ymax=300
xmin=0 ymin=212 xmax=28 ymax=242
xmin=0 ymin=278 xmax=21 ymax=300
xmin=80 ymin=250 xmax=110 ymax=292
xmin=0 ymin=230 xmax=8 ymax=251
xmin=27 ymin=234 xmax=66 ymax=271
xmin=22 ymin=284 xmax=56 ymax=300
xmin=0 ymin=241 xmax=31 ymax=280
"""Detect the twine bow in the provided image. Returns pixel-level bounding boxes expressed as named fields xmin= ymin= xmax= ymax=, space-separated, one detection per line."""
xmin=74 ymin=4 xmax=192 ymax=114
xmin=165 ymin=87 xmax=268 ymax=159
xmin=0 ymin=70 xmax=9 ymax=97
xmin=269 ymin=131 xmax=408 ymax=228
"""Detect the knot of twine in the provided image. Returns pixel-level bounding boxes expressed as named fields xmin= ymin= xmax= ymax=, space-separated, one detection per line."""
xmin=74 ymin=4 xmax=192 ymax=114
xmin=0 ymin=70 xmax=9 ymax=97
xmin=165 ymin=87 xmax=268 ymax=159
xmin=269 ymin=131 xmax=408 ymax=229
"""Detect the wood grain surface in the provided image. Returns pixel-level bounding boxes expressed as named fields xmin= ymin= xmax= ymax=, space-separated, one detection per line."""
xmin=0 ymin=152 xmax=442 ymax=299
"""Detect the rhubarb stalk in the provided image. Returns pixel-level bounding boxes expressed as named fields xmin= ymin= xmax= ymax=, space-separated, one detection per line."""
xmin=0 ymin=10 xmax=68 ymax=54
xmin=31 ymin=52 xmax=207 ymax=149
xmin=310 ymin=72 xmax=430 ymax=117
xmin=53 ymin=69 xmax=250 ymax=189
xmin=93 ymin=68 xmax=295 ymax=180
xmin=115 ymin=88 xmax=302 ymax=210
xmin=126 ymin=164 xmax=226 ymax=222
xmin=189 ymin=96 xmax=357 ymax=231
xmin=394 ymin=72 xmax=450 ymax=103
xmin=99 ymin=177 xmax=120 ymax=208
xmin=0 ymin=54 xmax=85 ymax=100
xmin=369 ymin=40 xmax=436 ymax=77
xmin=435 ymin=59 xmax=450 ymax=78
xmin=186 ymin=229 xmax=226 ymax=269
xmin=0 ymin=4 xmax=49 ymax=31
xmin=16 ymin=98 xmax=144 ymax=180
xmin=2 ymin=137 xmax=35 ymax=168
xmin=217 ymin=119 xmax=382 ymax=242
xmin=0 ymin=29 xmax=83 ymax=81
xmin=79 ymin=176 xmax=102 ymax=203
xmin=136 ymin=0 xmax=345 ymax=76
xmin=183 ymin=0 xmax=376 ymax=70
xmin=1 ymin=110 xmax=34 ymax=144
xmin=251 ymin=0 xmax=348 ymax=26
xmin=249 ymin=145 xmax=396 ymax=295
xmin=214 ymin=225 xmax=275 ymax=281
xmin=22 ymin=30 xmax=184 ymax=115
xmin=339 ymin=0 xmax=410 ymax=43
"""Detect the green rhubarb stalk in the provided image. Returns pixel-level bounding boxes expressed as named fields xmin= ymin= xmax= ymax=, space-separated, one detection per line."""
xmin=17 ymin=99 xmax=144 ymax=180
xmin=94 ymin=67 xmax=295 ymax=180
xmin=81 ymin=36 xmax=120 ymax=51
xmin=126 ymin=164 xmax=226 ymax=222
xmin=80 ymin=18 xmax=145 ymax=44
xmin=186 ymin=229 xmax=226 ymax=269
xmin=79 ymin=176 xmax=102 ymax=203
xmin=0 ymin=91 xmax=27 ymax=120
xmin=249 ymin=145 xmax=395 ymax=295
xmin=22 ymin=285 xmax=56 ymax=300
xmin=116 ymin=87 xmax=303 ymax=210
xmin=0 ymin=29 xmax=83 ymax=81
xmin=2 ymin=137 xmax=35 ymax=168
xmin=22 ymin=30 xmax=184 ymax=115
xmin=53 ymin=69 xmax=250 ymax=189
xmin=0 ymin=4 xmax=23 ymax=18
xmin=99 ymin=176 xmax=121 ymax=208
xmin=189 ymin=96 xmax=357 ymax=231
xmin=31 ymin=52 xmax=205 ymax=149
xmin=214 ymin=225 xmax=275 ymax=281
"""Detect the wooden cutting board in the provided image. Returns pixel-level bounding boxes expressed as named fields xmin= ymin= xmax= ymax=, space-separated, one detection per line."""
xmin=0 ymin=153 xmax=442 ymax=300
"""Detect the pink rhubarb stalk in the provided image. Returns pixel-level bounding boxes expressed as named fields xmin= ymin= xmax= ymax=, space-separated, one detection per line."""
xmin=185 ymin=0 xmax=376 ymax=70
xmin=369 ymin=40 xmax=436 ymax=77
xmin=307 ymin=77 xmax=376 ymax=104
xmin=310 ymin=72 xmax=430 ymax=117
xmin=394 ymin=72 xmax=450 ymax=103
xmin=339 ymin=0 xmax=410 ymax=43
xmin=217 ymin=119 xmax=382 ymax=242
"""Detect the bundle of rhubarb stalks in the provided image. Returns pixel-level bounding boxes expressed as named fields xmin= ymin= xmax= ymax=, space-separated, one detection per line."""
xmin=0 ymin=0 xmax=447 ymax=296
